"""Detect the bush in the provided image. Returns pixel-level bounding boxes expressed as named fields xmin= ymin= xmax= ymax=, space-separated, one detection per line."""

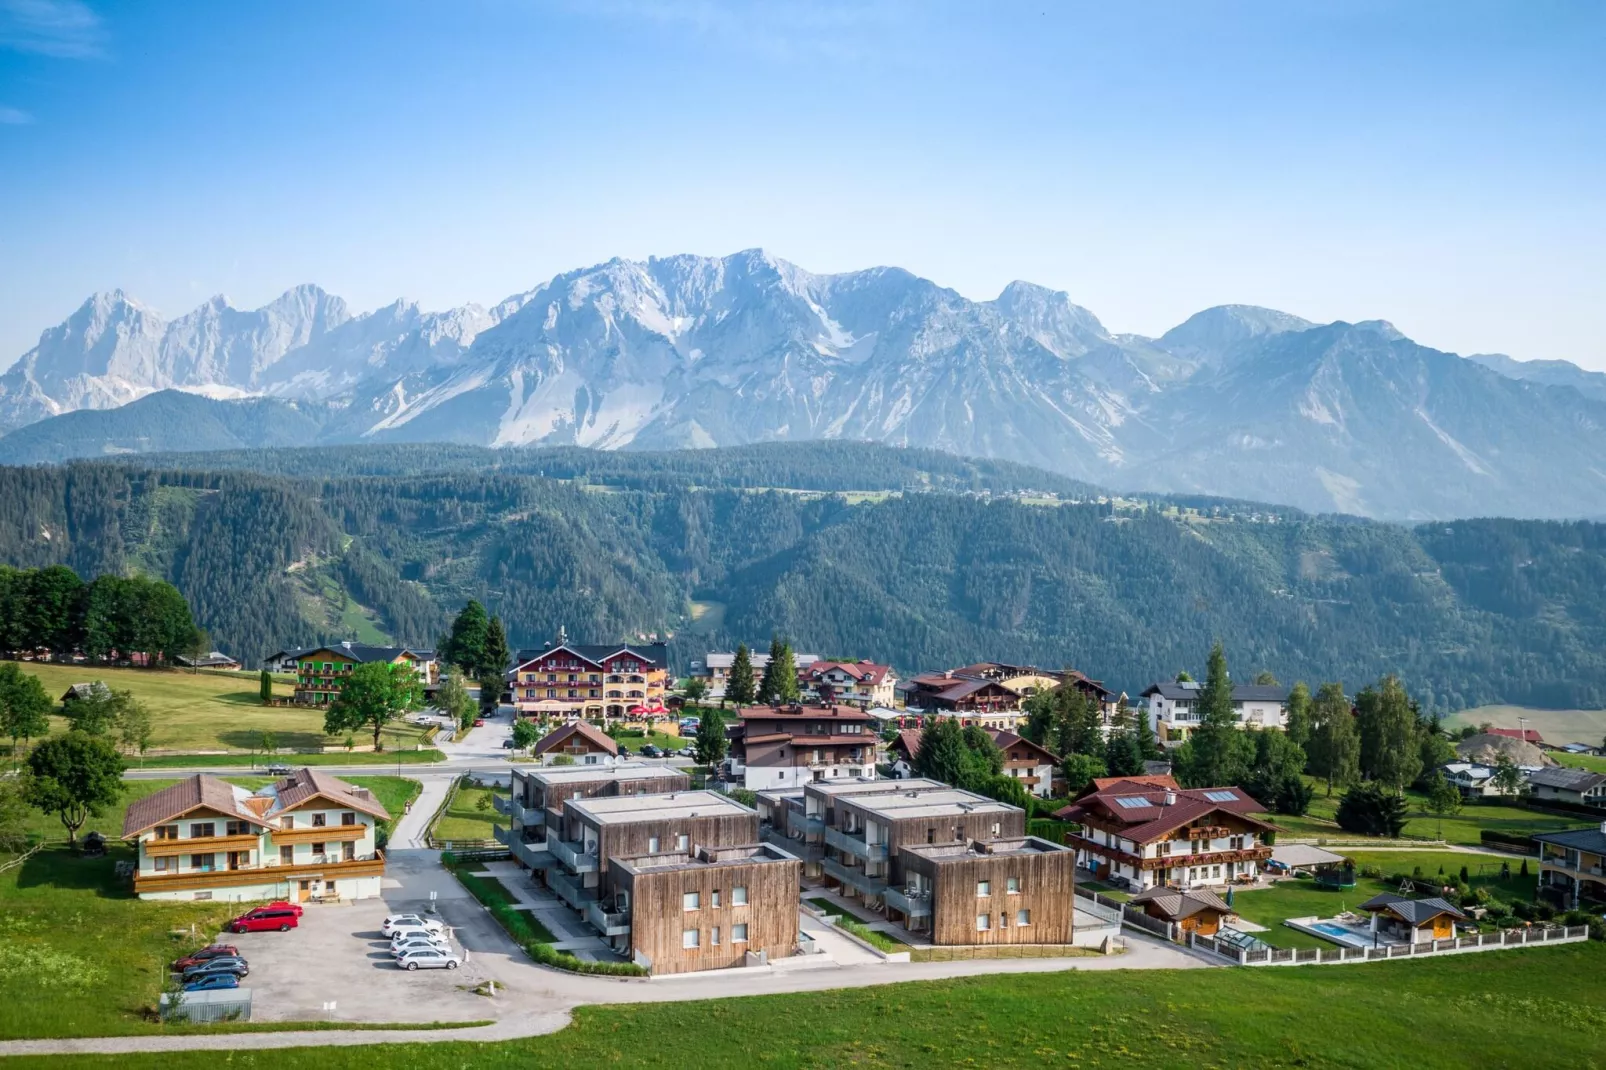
xmin=1360 ymin=865 xmax=1383 ymax=879
xmin=1473 ymin=887 xmax=1492 ymax=905
xmin=1511 ymin=900 xmax=1535 ymax=921
xmin=1495 ymin=915 xmax=1525 ymax=929
xmin=1484 ymin=902 xmax=1510 ymax=919
xmin=1534 ymin=901 xmax=1555 ymax=921
xmin=1334 ymin=784 xmax=1409 ymax=837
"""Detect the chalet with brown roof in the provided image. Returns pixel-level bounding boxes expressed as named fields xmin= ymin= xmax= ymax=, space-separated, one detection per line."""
xmin=726 ymin=704 xmax=884 ymax=790
xmin=533 ymin=720 xmax=620 ymax=765
xmin=1129 ymin=885 xmax=1234 ymax=936
xmin=803 ymin=660 xmax=898 ymax=708
xmin=1056 ymin=776 xmax=1277 ymax=892
xmin=121 ymin=769 xmax=388 ymax=902
xmin=892 ymin=727 xmax=1060 ymax=797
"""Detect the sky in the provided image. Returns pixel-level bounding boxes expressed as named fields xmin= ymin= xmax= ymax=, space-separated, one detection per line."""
xmin=1 ymin=0 xmax=1603 ymax=369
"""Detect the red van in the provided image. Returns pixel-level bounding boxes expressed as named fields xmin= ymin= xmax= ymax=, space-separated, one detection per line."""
xmin=228 ymin=905 xmax=301 ymax=933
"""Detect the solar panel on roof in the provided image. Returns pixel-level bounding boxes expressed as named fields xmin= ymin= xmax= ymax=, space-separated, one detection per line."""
xmin=1114 ymin=796 xmax=1152 ymax=809
xmin=1203 ymin=790 xmax=1238 ymax=802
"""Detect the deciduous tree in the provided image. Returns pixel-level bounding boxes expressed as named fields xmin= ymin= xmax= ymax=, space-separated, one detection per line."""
xmin=1358 ymin=675 xmax=1422 ymax=792
xmin=25 ymin=731 xmax=125 ymax=846
xmin=1285 ymin=681 xmax=1312 ymax=747
xmin=324 ymin=661 xmax=422 ymax=751
xmin=1307 ymin=682 xmax=1360 ymax=795
xmin=0 ymin=662 xmax=52 ymax=757
xmin=435 ymin=667 xmax=474 ymax=730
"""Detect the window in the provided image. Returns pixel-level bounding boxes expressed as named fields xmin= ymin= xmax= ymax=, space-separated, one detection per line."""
xmin=312 ymin=813 xmax=327 ymax=828
xmin=194 ymin=891 xmax=212 ymax=901
xmin=991 ymin=823 xmax=1001 ymax=836
xmin=153 ymin=856 xmax=171 ymax=872
xmin=732 ymin=923 xmax=748 ymax=943
xmin=712 ymin=889 xmax=722 ymax=908
xmin=683 ymin=891 xmax=700 ymax=911
xmin=311 ymin=842 xmax=325 ymax=856
xmin=976 ymin=913 xmax=991 ymax=932
xmin=648 ymin=836 xmax=660 ymax=853
xmin=342 ymin=812 xmax=356 ymax=826
xmin=675 ymin=834 xmax=689 ymax=851
xmin=1016 ymin=909 xmax=1031 ymax=927
xmin=155 ymin=824 xmax=178 ymax=840
xmin=976 ymin=880 xmax=991 ymax=897
xmin=1000 ymin=912 xmax=1009 ymax=928
xmin=224 ymin=820 xmax=249 ymax=836
xmin=732 ymin=886 xmax=748 ymax=905
xmin=711 ymin=926 xmax=721 ymax=946
xmin=281 ymin=816 xmax=295 ymax=830
xmin=1203 ymin=790 xmax=1239 ymax=803
xmin=1007 ymin=877 xmax=1020 ymax=894
xmin=682 ymin=928 xmax=700 ymax=949
xmin=191 ymin=854 xmax=214 ymax=871
xmin=1114 ymin=796 xmax=1152 ymax=809
xmin=189 ymin=822 xmax=216 ymax=838
xmin=343 ymin=842 xmax=356 ymax=861
xmin=280 ymin=846 xmax=294 ymax=864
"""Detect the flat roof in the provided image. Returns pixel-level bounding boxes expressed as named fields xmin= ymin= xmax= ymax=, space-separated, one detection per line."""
xmin=902 ymin=835 xmax=1070 ymax=861
xmin=521 ymin=762 xmax=687 ymax=787
xmin=567 ymin=790 xmax=754 ymax=825
xmin=612 ymin=842 xmax=797 ymax=874
xmin=805 ymin=777 xmax=947 ymax=798
xmin=843 ymin=786 xmax=1020 ymax=821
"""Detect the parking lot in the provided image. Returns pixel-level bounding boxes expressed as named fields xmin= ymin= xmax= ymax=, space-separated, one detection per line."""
xmin=220 ymin=893 xmax=502 ymax=1024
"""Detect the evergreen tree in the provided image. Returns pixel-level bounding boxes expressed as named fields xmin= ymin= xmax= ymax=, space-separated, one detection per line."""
xmin=1285 ymin=681 xmax=1312 ymax=747
xmin=1133 ymin=699 xmax=1163 ymax=760
xmin=1361 ymin=675 xmax=1423 ymax=792
xmin=1335 ymin=782 xmax=1409 ymax=837
xmin=324 ymin=661 xmax=422 ymax=751
xmin=478 ymin=616 xmax=510 ymax=711
xmin=725 ymin=643 xmax=757 ymax=707
xmin=258 ymin=668 xmax=274 ymax=704
xmin=1181 ymin=642 xmax=1253 ymax=787
xmin=1102 ymin=700 xmax=1145 ymax=777
xmin=771 ymin=639 xmax=801 ymax=704
xmin=25 ymin=731 xmax=125 ymax=846
xmin=913 ymin=717 xmax=970 ymax=786
xmin=442 ymin=600 xmax=490 ymax=676
xmin=1253 ymin=671 xmax=1280 ymax=685
xmin=1307 ymin=681 xmax=1360 ymax=795
xmin=694 ymin=707 xmax=729 ymax=766
xmin=0 ymin=662 xmax=52 ymax=757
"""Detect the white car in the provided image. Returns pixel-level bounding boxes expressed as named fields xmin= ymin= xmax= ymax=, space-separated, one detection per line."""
xmin=382 ymin=913 xmax=445 ymax=937
xmin=391 ymin=935 xmax=451 ymax=957
xmin=397 ymin=947 xmax=461 ymax=970
xmin=390 ymin=926 xmax=447 ymax=949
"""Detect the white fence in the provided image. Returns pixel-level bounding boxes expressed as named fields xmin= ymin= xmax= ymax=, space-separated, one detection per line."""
xmin=1188 ymin=924 xmax=1589 ymax=966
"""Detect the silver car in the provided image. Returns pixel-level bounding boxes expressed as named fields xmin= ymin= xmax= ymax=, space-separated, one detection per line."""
xmin=397 ymin=947 xmax=461 ymax=970
xmin=391 ymin=936 xmax=451 ymax=958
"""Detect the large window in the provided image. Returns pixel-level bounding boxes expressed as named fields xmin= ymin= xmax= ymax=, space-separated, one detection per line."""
xmin=732 ymin=885 xmax=748 ymax=905
xmin=732 ymin=923 xmax=748 ymax=943
xmin=976 ymin=913 xmax=991 ymax=932
xmin=683 ymin=891 xmax=700 ymax=911
xmin=648 ymin=836 xmax=660 ymax=853
xmin=711 ymin=926 xmax=721 ymax=946
xmin=976 ymin=880 xmax=991 ymax=897
xmin=1016 ymin=909 xmax=1031 ymax=927
xmin=675 ymin=834 xmax=689 ymax=851
xmin=189 ymin=822 xmax=216 ymax=838
xmin=682 ymin=928 xmax=699 ymax=949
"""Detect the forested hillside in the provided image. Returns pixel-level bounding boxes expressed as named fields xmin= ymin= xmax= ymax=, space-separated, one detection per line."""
xmin=0 ymin=448 xmax=1602 ymax=713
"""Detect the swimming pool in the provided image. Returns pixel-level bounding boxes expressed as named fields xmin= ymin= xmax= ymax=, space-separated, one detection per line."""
xmin=1287 ymin=917 xmax=1378 ymax=949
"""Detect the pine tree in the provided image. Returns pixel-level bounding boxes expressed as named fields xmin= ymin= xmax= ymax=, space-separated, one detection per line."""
xmin=770 ymin=640 xmax=800 ymax=704
xmin=914 ymin=717 xmax=970 ymax=786
xmin=725 ymin=643 xmax=757 ymax=706
xmin=694 ymin=707 xmax=729 ymax=766
xmin=258 ymin=669 xmax=273 ymax=705
xmin=1181 ymin=642 xmax=1253 ymax=787
xmin=1362 ymin=675 xmax=1423 ymax=792
xmin=442 ymin=600 xmax=490 ymax=676
xmin=477 ymin=616 xmax=510 ymax=711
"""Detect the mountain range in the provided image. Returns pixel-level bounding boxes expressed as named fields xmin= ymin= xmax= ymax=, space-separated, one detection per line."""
xmin=4 ymin=250 xmax=1604 ymax=521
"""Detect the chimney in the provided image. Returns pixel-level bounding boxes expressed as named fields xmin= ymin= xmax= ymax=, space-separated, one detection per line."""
xmin=1163 ymin=791 xmax=1177 ymax=807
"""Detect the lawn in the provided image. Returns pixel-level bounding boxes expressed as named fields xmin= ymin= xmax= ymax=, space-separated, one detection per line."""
xmin=133 ymin=747 xmax=444 ymax=768
xmin=3 ymin=660 xmax=439 ymax=757
xmin=430 ymin=784 xmax=500 ymax=842
xmin=1262 ymin=779 xmax=1577 ymax=845
xmin=1229 ymin=849 xmax=1539 ymax=951
xmin=22 ymin=943 xmax=1606 ymax=1068
xmin=1448 ymin=704 xmax=1606 ymax=746
xmin=612 ymin=729 xmax=687 ymax=751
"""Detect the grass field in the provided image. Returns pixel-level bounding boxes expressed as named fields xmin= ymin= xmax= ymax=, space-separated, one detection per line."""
xmin=1229 ymin=850 xmax=1537 ymax=950
xmin=613 ymin=729 xmax=687 ymax=751
xmin=431 ymin=785 xmax=500 ymax=841
xmin=0 ymin=773 xmax=421 ymax=1039
xmin=1262 ymin=779 xmax=1578 ymax=845
xmin=2 ymin=660 xmax=437 ymax=756
xmin=20 ymin=943 xmax=1606 ymax=1067
xmin=132 ymin=749 xmax=444 ymax=768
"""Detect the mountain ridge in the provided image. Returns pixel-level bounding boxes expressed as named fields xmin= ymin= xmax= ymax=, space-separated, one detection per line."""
xmin=4 ymin=250 xmax=1604 ymax=521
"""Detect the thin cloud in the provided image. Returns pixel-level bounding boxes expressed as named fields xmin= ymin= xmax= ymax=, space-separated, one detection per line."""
xmin=0 ymin=0 xmax=105 ymax=59
xmin=571 ymin=0 xmax=914 ymax=64
xmin=0 ymin=105 xmax=34 ymax=123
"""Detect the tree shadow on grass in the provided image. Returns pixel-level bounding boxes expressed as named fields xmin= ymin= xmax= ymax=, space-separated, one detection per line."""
xmin=216 ymin=729 xmax=327 ymax=751
xmin=216 ymin=690 xmax=277 ymax=707
xmin=13 ymin=845 xmax=134 ymax=899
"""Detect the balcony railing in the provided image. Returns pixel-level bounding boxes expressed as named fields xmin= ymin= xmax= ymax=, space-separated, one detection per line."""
xmin=493 ymin=824 xmax=512 ymax=847
xmin=586 ymin=901 xmax=631 ymax=936
xmin=787 ymin=810 xmax=824 ymax=837
xmin=493 ymin=795 xmax=513 ymax=817
xmin=883 ymin=887 xmax=933 ymax=917
xmin=762 ymin=826 xmax=822 ymax=861
xmin=548 ymin=838 xmax=599 ymax=873
xmin=545 ymin=867 xmax=595 ymax=909
xmin=822 ymin=856 xmax=886 ymax=898
xmin=510 ymin=837 xmax=551 ymax=870
xmin=824 ymin=825 xmax=887 ymax=861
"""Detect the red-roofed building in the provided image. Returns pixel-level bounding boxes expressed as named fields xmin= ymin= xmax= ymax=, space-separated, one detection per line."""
xmin=1055 ymin=776 xmax=1278 ymax=892
xmin=890 ymin=727 xmax=1061 ymax=797
xmin=803 ymin=660 xmax=898 ymax=708
xmin=726 ymin=704 xmax=885 ymax=790
xmin=1488 ymin=727 xmax=1546 ymax=746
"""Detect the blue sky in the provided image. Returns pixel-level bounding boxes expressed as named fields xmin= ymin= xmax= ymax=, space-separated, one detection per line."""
xmin=1 ymin=0 xmax=1603 ymax=368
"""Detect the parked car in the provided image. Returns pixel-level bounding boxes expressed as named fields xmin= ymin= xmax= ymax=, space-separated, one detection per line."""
xmin=676 ymin=747 xmax=694 ymax=758
xmin=617 ymin=746 xmax=632 ymax=756
xmin=183 ymin=973 xmax=241 ymax=992
xmin=396 ymin=947 xmax=461 ymax=970
xmin=473 ymin=718 xmax=486 ymax=727
xmin=501 ymin=738 xmax=516 ymax=749
xmin=266 ymin=763 xmax=293 ymax=776
xmin=390 ymin=927 xmax=447 ymax=949
xmin=391 ymin=937 xmax=451 ymax=958
xmin=81 ymin=831 xmax=107 ymax=857
xmin=182 ymin=957 xmax=249 ymax=980
xmin=259 ymin=900 xmax=305 ymax=916
xmin=640 ymin=744 xmax=661 ymax=758
xmin=171 ymin=944 xmax=239 ymax=972
xmin=228 ymin=906 xmax=300 ymax=933
xmin=382 ymin=913 xmax=445 ymax=937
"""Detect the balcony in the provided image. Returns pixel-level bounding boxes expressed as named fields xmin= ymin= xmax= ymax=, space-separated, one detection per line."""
xmin=548 ymin=838 xmax=599 ymax=873
xmin=824 ymin=826 xmax=887 ymax=861
xmin=545 ymin=867 xmax=595 ymax=910
xmin=493 ymin=795 xmax=513 ymax=817
xmin=132 ymin=851 xmax=385 ymax=894
xmin=884 ymin=886 xmax=933 ymax=918
xmin=762 ymin=825 xmax=822 ymax=861
xmin=493 ymin=824 xmax=512 ymax=847
xmin=510 ymin=837 xmax=553 ymax=871
xmin=586 ymin=901 xmax=631 ymax=936
xmin=787 ymin=811 xmax=824 ymax=837
xmin=142 ymin=833 xmax=262 ymax=858
xmin=822 ymin=856 xmax=886 ymax=898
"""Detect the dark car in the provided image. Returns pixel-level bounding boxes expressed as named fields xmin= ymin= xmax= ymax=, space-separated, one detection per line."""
xmin=171 ymin=944 xmax=239 ymax=972
xmin=501 ymin=738 xmax=516 ymax=749
xmin=183 ymin=973 xmax=241 ymax=992
xmin=182 ymin=956 xmax=249 ymax=980
xmin=266 ymin=763 xmax=293 ymax=776
xmin=640 ymin=744 xmax=661 ymax=758
xmin=227 ymin=905 xmax=300 ymax=933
